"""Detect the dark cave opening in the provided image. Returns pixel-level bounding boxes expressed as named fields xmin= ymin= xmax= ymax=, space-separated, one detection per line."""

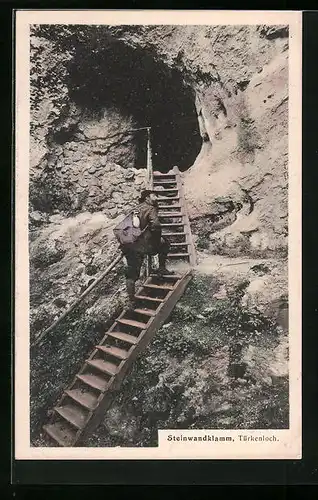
xmin=67 ymin=34 xmax=202 ymax=172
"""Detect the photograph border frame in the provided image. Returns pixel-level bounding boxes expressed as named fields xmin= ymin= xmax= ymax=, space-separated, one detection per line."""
xmin=7 ymin=4 xmax=318 ymax=484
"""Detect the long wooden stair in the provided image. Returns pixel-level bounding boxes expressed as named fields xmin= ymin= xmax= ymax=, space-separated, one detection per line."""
xmin=153 ymin=166 xmax=196 ymax=267
xmin=42 ymin=165 xmax=196 ymax=447
xmin=43 ymin=271 xmax=193 ymax=446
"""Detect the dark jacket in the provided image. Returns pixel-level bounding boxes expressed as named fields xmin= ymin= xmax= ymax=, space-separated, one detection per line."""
xmin=132 ymin=200 xmax=162 ymax=254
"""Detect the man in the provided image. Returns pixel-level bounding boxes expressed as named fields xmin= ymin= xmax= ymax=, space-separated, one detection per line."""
xmin=121 ymin=189 xmax=173 ymax=309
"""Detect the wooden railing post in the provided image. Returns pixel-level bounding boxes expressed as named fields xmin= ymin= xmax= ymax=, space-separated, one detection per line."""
xmin=146 ymin=127 xmax=153 ymax=189
xmin=146 ymin=127 xmax=153 ymax=276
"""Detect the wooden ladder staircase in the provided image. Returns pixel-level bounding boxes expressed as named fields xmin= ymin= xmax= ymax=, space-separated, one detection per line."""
xmin=43 ymin=271 xmax=192 ymax=446
xmin=153 ymin=166 xmax=196 ymax=267
xmin=42 ymin=166 xmax=196 ymax=447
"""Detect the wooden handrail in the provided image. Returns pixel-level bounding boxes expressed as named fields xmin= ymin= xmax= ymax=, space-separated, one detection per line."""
xmin=146 ymin=127 xmax=153 ymax=188
xmin=32 ymin=253 xmax=123 ymax=348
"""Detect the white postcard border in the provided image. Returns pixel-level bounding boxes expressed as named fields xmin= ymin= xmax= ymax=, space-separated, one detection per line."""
xmin=15 ymin=9 xmax=302 ymax=460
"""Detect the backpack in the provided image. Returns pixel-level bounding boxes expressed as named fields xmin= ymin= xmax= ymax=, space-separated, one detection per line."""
xmin=113 ymin=210 xmax=145 ymax=246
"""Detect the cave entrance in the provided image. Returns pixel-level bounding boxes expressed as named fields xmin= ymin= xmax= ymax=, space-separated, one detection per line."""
xmin=68 ymin=31 xmax=202 ymax=173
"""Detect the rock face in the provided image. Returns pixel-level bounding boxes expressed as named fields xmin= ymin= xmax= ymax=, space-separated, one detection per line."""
xmin=29 ymin=25 xmax=290 ymax=445
xmin=184 ymin=49 xmax=288 ymax=258
xmin=102 ymin=24 xmax=288 ymax=257
xmin=30 ymin=27 xmax=145 ymax=218
xmin=30 ymin=25 xmax=288 ymax=255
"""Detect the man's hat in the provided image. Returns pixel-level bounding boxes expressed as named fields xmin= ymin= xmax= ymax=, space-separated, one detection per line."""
xmin=139 ymin=189 xmax=155 ymax=202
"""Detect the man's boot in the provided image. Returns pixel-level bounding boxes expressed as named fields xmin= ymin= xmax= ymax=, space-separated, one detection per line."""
xmin=157 ymin=254 xmax=174 ymax=276
xmin=126 ymin=279 xmax=136 ymax=310
xmin=147 ymin=255 xmax=157 ymax=275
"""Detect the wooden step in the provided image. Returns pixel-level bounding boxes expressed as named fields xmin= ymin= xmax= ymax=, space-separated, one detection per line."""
xmin=153 ymin=172 xmax=175 ymax=177
xmin=144 ymin=283 xmax=175 ymax=291
xmin=153 ymin=176 xmax=176 ymax=180
xmin=158 ymin=204 xmax=181 ymax=209
xmin=135 ymin=295 xmax=164 ymax=303
xmin=76 ymin=373 xmax=109 ymax=392
xmin=153 ymin=180 xmax=177 ymax=185
xmin=87 ymin=358 xmax=119 ymax=376
xmin=64 ymin=388 xmax=98 ymax=411
xmin=106 ymin=330 xmax=139 ymax=344
xmin=167 ymin=252 xmax=190 ymax=258
xmin=154 ymin=179 xmax=176 ymax=183
xmin=153 ymin=178 xmax=177 ymax=181
xmin=156 ymin=196 xmax=180 ymax=201
xmin=155 ymin=188 xmax=178 ymax=193
xmin=161 ymin=223 xmax=184 ymax=227
xmin=133 ymin=308 xmax=156 ymax=317
xmin=162 ymin=232 xmax=186 ymax=236
xmin=96 ymin=345 xmax=129 ymax=360
xmin=117 ymin=318 xmax=148 ymax=329
xmin=54 ymin=404 xmax=88 ymax=430
xmin=159 ymin=212 xmax=183 ymax=218
xmin=171 ymin=242 xmax=189 ymax=247
xmin=159 ymin=209 xmax=182 ymax=213
xmin=43 ymin=422 xmax=77 ymax=447
xmin=76 ymin=373 xmax=108 ymax=392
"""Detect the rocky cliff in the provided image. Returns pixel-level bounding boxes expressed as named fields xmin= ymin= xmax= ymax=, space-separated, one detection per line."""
xmin=30 ymin=24 xmax=288 ymax=253
xmin=104 ymin=24 xmax=289 ymax=257
xmin=29 ymin=24 xmax=289 ymax=445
